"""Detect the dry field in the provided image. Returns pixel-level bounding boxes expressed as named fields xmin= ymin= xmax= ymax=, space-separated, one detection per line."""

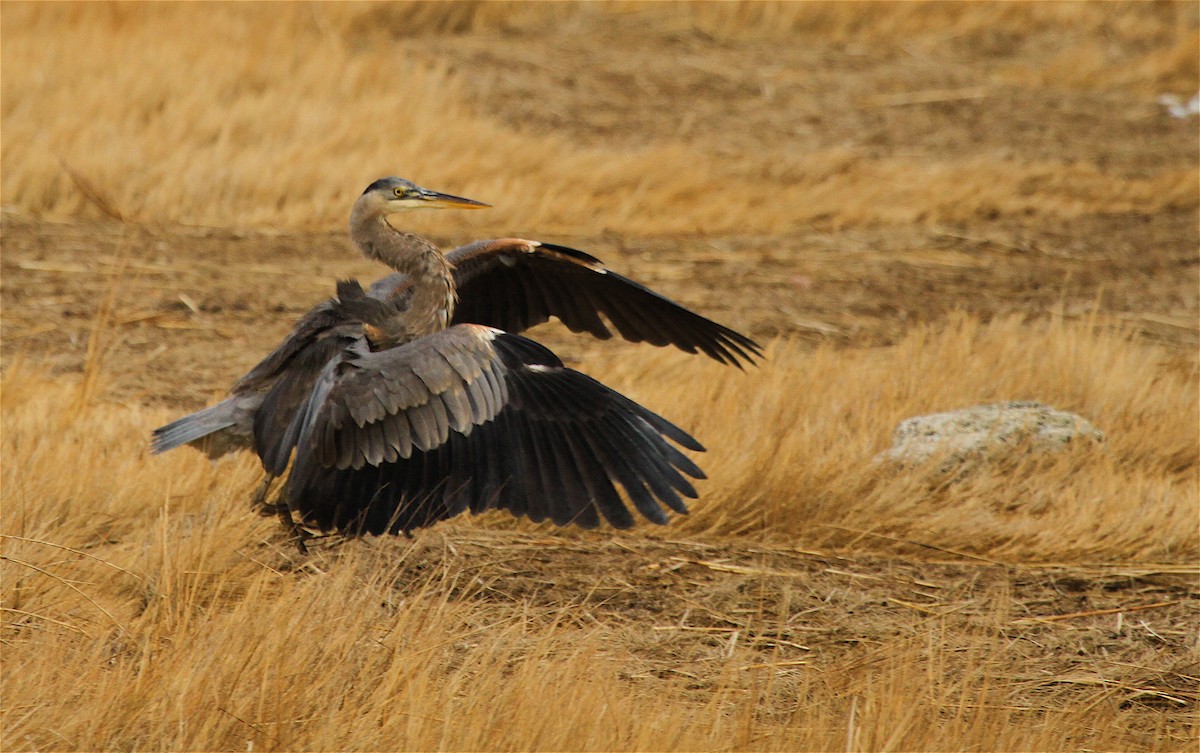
xmin=2 ymin=3 xmax=1198 ymax=751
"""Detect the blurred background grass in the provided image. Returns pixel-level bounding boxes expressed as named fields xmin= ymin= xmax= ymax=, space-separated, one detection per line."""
xmin=2 ymin=2 xmax=1196 ymax=233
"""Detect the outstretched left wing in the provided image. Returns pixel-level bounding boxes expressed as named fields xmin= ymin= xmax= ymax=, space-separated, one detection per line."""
xmin=266 ymin=324 xmax=705 ymax=536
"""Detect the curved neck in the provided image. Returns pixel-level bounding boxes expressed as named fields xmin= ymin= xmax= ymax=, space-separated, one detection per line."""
xmin=349 ymin=204 xmax=456 ymax=339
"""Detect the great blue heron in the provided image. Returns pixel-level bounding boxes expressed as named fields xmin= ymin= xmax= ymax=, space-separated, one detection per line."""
xmin=153 ymin=177 xmax=760 ymax=546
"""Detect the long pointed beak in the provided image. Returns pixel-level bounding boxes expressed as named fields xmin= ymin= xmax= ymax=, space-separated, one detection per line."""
xmin=418 ymin=189 xmax=490 ymax=210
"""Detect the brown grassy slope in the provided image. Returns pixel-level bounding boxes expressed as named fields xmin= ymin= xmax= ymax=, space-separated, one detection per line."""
xmin=2 ymin=320 xmax=1197 ymax=751
xmin=2 ymin=2 xmax=1195 ymax=233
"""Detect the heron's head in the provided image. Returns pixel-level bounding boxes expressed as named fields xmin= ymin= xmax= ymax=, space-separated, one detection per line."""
xmin=358 ymin=176 xmax=490 ymax=216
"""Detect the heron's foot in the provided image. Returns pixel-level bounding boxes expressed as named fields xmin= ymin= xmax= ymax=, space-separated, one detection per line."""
xmin=291 ymin=529 xmax=313 ymax=555
xmin=258 ymin=501 xmax=289 ymax=517
xmin=275 ymin=503 xmax=311 ymax=555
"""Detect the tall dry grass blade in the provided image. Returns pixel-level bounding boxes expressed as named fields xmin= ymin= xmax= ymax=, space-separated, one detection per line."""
xmin=0 ymin=534 xmax=146 ymax=583
xmin=53 ymin=152 xmax=125 ymax=221
xmin=0 ymin=554 xmax=128 ymax=636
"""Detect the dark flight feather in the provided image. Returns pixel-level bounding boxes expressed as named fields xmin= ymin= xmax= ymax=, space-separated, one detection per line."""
xmin=277 ymin=328 xmax=702 ymax=536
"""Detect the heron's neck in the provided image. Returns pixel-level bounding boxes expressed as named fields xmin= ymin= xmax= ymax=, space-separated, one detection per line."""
xmin=349 ymin=208 xmax=457 ymax=337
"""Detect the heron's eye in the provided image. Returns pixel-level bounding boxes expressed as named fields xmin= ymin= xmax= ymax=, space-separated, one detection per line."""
xmin=393 ymin=187 xmax=405 ymax=197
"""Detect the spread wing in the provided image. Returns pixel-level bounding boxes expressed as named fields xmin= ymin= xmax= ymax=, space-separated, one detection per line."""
xmin=369 ymin=238 xmax=762 ymax=367
xmin=231 ymin=299 xmax=353 ymax=396
xmin=269 ymin=325 xmax=705 ymax=536
xmin=238 ymin=281 xmax=384 ymax=459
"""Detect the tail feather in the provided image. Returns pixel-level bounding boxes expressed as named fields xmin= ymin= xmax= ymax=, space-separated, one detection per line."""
xmin=151 ymin=400 xmax=241 ymax=455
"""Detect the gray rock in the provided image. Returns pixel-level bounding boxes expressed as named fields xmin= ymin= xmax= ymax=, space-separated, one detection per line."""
xmin=879 ymin=401 xmax=1104 ymax=474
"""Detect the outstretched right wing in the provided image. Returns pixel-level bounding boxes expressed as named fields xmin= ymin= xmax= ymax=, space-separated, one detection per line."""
xmin=368 ymin=238 xmax=762 ymax=367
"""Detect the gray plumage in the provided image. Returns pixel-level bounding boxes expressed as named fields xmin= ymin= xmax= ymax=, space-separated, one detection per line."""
xmin=151 ymin=395 xmax=259 ymax=457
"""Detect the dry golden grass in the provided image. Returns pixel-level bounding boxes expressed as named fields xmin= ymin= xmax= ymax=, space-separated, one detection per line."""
xmin=608 ymin=314 xmax=1198 ymax=561
xmin=2 ymin=3 xmax=1197 ymax=750
xmin=2 ymin=3 xmax=1195 ymax=233
xmin=6 ymin=315 xmax=1194 ymax=562
xmin=3 ymin=318 xmax=1196 ymax=751
xmin=4 ymin=538 xmax=1183 ymax=753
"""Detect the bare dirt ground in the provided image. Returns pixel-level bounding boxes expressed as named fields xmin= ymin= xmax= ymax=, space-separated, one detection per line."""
xmin=3 ymin=207 xmax=1196 ymax=407
xmin=2 ymin=5 xmax=1198 ymax=750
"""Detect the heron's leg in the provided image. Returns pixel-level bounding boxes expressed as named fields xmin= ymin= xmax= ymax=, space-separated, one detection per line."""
xmin=261 ymin=476 xmax=315 ymax=554
xmin=250 ymin=474 xmax=277 ymax=513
